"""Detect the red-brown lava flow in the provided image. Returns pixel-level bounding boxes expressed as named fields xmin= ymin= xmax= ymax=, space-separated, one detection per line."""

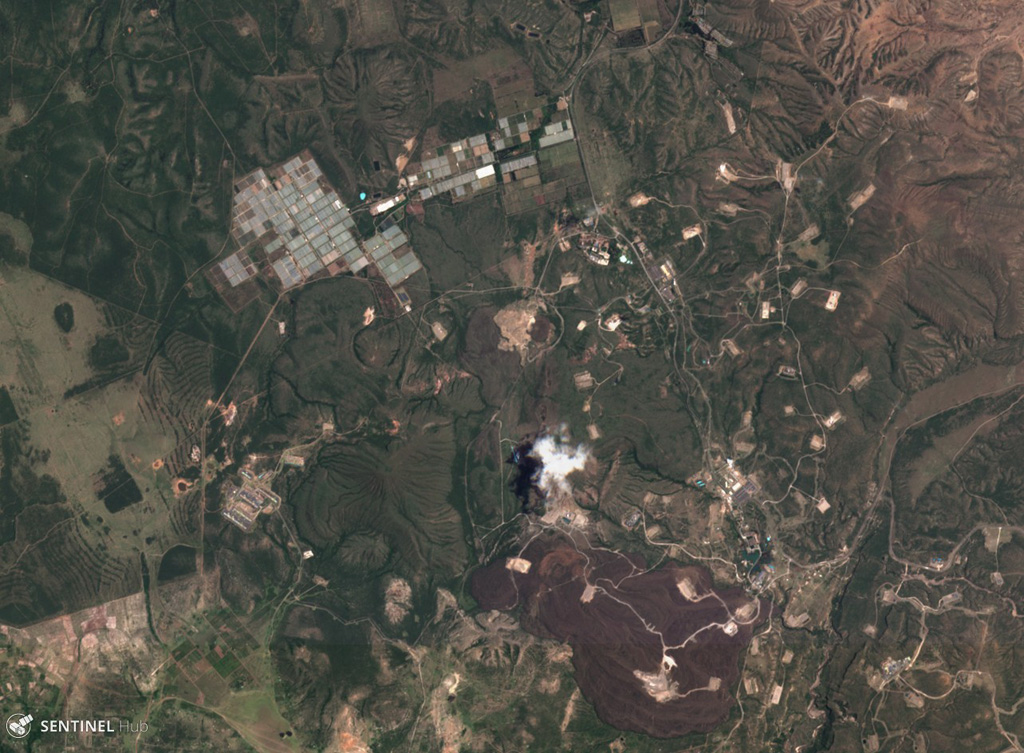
xmin=471 ymin=539 xmax=770 ymax=738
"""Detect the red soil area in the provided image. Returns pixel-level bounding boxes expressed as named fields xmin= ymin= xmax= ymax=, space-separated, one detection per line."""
xmin=471 ymin=539 xmax=769 ymax=738
xmin=528 ymin=315 xmax=552 ymax=342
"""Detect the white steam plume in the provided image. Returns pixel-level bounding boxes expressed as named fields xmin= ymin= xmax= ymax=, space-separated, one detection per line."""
xmin=529 ymin=432 xmax=590 ymax=497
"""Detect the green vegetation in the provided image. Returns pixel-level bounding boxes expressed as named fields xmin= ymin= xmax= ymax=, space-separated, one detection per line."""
xmin=292 ymin=427 xmax=467 ymax=575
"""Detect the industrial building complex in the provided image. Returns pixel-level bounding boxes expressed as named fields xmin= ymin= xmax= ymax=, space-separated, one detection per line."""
xmin=220 ymin=471 xmax=282 ymax=533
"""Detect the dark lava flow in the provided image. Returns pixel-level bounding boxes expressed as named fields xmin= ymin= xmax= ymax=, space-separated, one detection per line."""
xmin=509 ymin=441 xmax=543 ymax=513
xmin=471 ymin=537 xmax=770 ymax=738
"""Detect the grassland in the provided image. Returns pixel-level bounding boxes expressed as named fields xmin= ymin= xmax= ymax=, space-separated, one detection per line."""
xmin=0 ymin=267 xmax=217 ymax=624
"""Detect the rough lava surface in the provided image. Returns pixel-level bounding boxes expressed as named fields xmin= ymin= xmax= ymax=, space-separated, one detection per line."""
xmin=471 ymin=537 xmax=771 ymax=738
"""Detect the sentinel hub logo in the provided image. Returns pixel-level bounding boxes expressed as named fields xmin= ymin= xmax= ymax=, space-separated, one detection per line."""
xmin=7 ymin=714 xmax=32 ymax=739
xmin=6 ymin=711 xmax=147 ymax=739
